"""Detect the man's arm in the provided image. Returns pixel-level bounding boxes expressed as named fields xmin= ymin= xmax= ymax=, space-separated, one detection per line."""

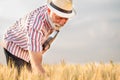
xmin=0 ymin=40 xmax=47 ymax=74
xmin=0 ymin=40 xmax=6 ymax=49
xmin=29 ymin=50 xmax=45 ymax=75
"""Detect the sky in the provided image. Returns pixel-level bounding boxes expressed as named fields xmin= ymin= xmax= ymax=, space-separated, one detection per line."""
xmin=0 ymin=0 xmax=120 ymax=64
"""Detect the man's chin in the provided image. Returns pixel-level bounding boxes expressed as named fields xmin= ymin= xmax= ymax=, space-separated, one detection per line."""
xmin=53 ymin=23 xmax=63 ymax=30
xmin=54 ymin=26 xmax=62 ymax=30
xmin=54 ymin=23 xmax=60 ymax=27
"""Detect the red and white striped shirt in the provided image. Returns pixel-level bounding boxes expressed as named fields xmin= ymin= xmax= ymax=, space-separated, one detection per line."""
xmin=4 ymin=5 xmax=53 ymax=62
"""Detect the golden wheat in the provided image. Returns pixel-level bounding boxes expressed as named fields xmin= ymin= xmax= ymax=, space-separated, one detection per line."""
xmin=0 ymin=61 xmax=120 ymax=80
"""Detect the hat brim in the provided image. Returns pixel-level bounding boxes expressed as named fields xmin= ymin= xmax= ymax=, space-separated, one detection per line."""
xmin=47 ymin=1 xmax=76 ymax=18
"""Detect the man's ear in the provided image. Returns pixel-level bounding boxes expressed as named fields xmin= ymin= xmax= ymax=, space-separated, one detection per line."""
xmin=47 ymin=8 xmax=51 ymax=15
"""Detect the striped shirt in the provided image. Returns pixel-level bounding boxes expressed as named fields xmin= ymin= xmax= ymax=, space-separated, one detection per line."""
xmin=4 ymin=5 xmax=53 ymax=62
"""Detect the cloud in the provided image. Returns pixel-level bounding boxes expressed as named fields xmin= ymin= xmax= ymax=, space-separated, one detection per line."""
xmin=0 ymin=0 xmax=45 ymax=19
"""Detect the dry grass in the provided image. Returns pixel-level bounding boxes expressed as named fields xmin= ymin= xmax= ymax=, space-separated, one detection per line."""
xmin=0 ymin=61 xmax=120 ymax=80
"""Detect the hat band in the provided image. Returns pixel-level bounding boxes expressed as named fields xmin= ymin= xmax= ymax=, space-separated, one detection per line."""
xmin=50 ymin=2 xmax=72 ymax=14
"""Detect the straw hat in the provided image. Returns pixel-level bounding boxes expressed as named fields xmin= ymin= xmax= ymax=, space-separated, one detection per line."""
xmin=47 ymin=0 xmax=76 ymax=18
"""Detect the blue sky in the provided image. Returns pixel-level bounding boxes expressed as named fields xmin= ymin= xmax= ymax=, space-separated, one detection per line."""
xmin=0 ymin=0 xmax=120 ymax=64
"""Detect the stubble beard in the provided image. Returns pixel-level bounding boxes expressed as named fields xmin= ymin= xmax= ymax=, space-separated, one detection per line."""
xmin=50 ymin=12 xmax=63 ymax=30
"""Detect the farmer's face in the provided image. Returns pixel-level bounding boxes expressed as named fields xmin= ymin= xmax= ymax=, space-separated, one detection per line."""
xmin=50 ymin=12 xmax=68 ymax=27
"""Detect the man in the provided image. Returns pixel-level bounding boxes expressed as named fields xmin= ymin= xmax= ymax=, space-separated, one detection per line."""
xmin=0 ymin=0 xmax=76 ymax=75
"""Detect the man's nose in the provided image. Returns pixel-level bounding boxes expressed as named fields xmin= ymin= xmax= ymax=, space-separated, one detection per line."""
xmin=62 ymin=18 xmax=68 ymax=23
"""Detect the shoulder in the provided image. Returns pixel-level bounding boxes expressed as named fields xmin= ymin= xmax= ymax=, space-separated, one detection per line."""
xmin=27 ymin=5 xmax=48 ymax=22
xmin=30 ymin=5 xmax=48 ymax=15
xmin=24 ymin=5 xmax=48 ymax=29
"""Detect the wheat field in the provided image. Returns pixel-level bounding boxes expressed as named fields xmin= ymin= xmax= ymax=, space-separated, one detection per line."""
xmin=0 ymin=61 xmax=120 ymax=80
